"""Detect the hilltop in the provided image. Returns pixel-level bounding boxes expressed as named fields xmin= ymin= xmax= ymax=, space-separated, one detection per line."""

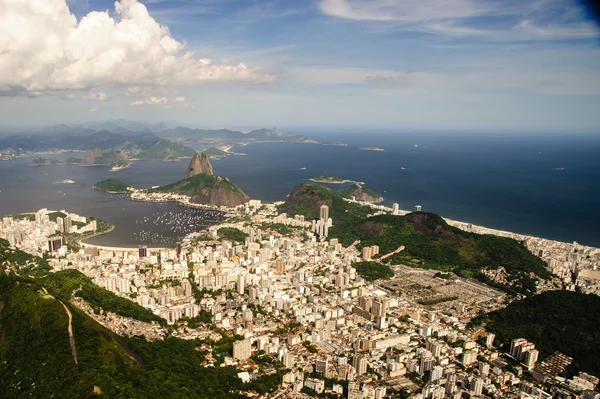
xmin=0 ymin=271 xmax=256 ymax=398
xmin=80 ymin=148 xmax=130 ymax=168
xmin=188 ymin=152 xmax=214 ymax=176
xmin=94 ymin=178 xmax=131 ymax=193
xmin=339 ymin=184 xmax=383 ymax=203
xmin=134 ymin=139 xmax=196 ymax=161
xmin=149 ymin=174 xmax=249 ymax=207
xmin=280 ymin=183 xmax=548 ymax=296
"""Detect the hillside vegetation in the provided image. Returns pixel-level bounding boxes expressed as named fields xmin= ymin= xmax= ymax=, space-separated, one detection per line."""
xmin=0 ymin=271 xmax=263 ymax=398
xmin=135 ymin=139 xmax=196 ymax=160
xmin=0 ymin=241 xmax=278 ymax=398
xmin=148 ymin=173 xmax=249 ymax=207
xmin=471 ymin=290 xmax=600 ymax=376
xmin=94 ymin=178 xmax=130 ymax=193
xmin=280 ymin=183 xmax=548 ymax=296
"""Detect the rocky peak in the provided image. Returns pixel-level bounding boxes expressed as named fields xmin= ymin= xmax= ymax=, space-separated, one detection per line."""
xmin=80 ymin=148 xmax=103 ymax=166
xmin=187 ymin=152 xmax=213 ymax=177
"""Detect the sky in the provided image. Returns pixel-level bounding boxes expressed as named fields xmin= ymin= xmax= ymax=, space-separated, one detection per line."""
xmin=1 ymin=0 xmax=600 ymax=132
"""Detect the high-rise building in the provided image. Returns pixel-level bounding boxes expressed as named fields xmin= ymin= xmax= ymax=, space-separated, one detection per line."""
xmin=138 ymin=245 xmax=147 ymax=258
xmin=237 ymin=274 xmax=245 ymax=295
xmin=445 ymin=373 xmax=457 ymax=394
xmin=510 ymin=338 xmax=528 ymax=359
xmin=431 ymin=365 xmax=444 ymax=382
xmin=524 ymin=349 xmax=539 ymax=370
xmin=420 ymin=356 xmax=435 ymax=375
xmin=64 ymin=215 xmax=72 ymax=232
xmin=479 ymin=362 xmax=490 ymax=376
xmin=233 ymin=339 xmax=252 ymax=361
xmin=462 ymin=350 xmax=477 ymax=366
xmin=371 ymin=299 xmax=387 ymax=318
xmin=353 ymin=354 xmax=367 ymax=376
xmin=48 ymin=237 xmax=63 ymax=253
xmin=472 ymin=378 xmax=484 ymax=395
xmin=485 ymin=333 xmax=495 ymax=348
xmin=276 ymin=259 xmax=286 ymax=274
xmin=415 ymin=205 xmax=422 ymax=212
xmin=392 ymin=203 xmax=400 ymax=215
xmin=56 ymin=216 xmax=64 ymax=233
xmin=316 ymin=358 xmax=329 ymax=375
xmin=320 ymin=205 xmax=329 ymax=222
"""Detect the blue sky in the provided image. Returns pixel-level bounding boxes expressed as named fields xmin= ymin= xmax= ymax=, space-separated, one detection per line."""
xmin=1 ymin=0 xmax=600 ymax=132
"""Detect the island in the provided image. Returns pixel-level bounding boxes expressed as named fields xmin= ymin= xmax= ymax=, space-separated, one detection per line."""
xmin=360 ymin=146 xmax=385 ymax=151
xmin=80 ymin=148 xmax=131 ymax=169
xmin=93 ymin=179 xmax=131 ymax=193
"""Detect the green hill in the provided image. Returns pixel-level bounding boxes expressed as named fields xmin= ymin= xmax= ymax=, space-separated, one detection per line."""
xmin=0 ymin=241 xmax=278 ymax=398
xmin=148 ymin=174 xmax=249 ymax=207
xmin=279 ymin=183 xmax=548 ymax=296
xmin=135 ymin=139 xmax=196 ymax=161
xmin=0 ymin=272 xmax=260 ymax=398
xmin=94 ymin=178 xmax=130 ymax=193
xmin=471 ymin=290 xmax=600 ymax=376
xmin=29 ymin=157 xmax=61 ymax=166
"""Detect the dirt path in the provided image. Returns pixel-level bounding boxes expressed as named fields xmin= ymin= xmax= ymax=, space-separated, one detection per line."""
xmin=58 ymin=299 xmax=78 ymax=366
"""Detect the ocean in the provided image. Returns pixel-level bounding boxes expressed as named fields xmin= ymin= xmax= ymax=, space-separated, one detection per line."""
xmin=0 ymin=132 xmax=599 ymax=247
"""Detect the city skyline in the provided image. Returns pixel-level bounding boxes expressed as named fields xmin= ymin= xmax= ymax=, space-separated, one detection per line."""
xmin=1 ymin=0 xmax=600 ymax=132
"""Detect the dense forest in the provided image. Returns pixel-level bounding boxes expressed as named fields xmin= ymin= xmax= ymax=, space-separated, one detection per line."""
xmin=94 ymin=178 xmax=131 ymax=193
xmin=352 ymin=261 xmax=394 ymax=282
xmin=471 ymin=290 xmax=600 ymax=376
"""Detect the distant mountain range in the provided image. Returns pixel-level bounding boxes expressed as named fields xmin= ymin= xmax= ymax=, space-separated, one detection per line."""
xmin=0 ymin=120 xmax=315 ymax=154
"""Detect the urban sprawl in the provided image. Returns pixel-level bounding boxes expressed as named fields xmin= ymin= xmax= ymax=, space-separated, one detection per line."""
xmin=2 ymin=197 xmax=600 ymax=399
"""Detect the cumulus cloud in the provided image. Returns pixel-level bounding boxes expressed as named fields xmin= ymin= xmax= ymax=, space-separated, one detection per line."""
xmin=0 ymin=0 xmax=273 ymax=96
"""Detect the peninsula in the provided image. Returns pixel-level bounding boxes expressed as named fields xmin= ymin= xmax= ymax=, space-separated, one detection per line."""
xmin=309 ymin=175 xmax=359 ymax=184
xmin=29 ymin=157 xmax=82 ymax=166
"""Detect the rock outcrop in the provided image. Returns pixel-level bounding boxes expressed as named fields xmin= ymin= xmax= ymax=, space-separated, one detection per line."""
xmin=187 ymin=152 xmax=213 ymax=177
xmin=344 ymin=184 xmax=383 ymax=203
xmin=80 ymin=148 xmax=103 ymax=166
xmin=189 ymin=177 xmax=250 ymax=207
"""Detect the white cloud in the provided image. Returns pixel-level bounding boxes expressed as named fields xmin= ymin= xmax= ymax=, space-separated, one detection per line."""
xmin=0 ymin=0 xmax=273 ymax=96
xmin=129 ymin=96 xmax=169 ymax=106
xmin=319 ymin=0 xmax=495 ymax=23
xmin=514 ymin=20 xmax=599 ymax=39
xmin=129 ymin=95 xmax=194 ymax=107
xmin=290 ymin=66 xmax=600 ymax=96
xmin=84 ymin=91 xmax=109 ymax=101
xmin=89 ymin=108 xmax=98 ymax=112
xmin=318 ymin=0 xmax=600 ymax=38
